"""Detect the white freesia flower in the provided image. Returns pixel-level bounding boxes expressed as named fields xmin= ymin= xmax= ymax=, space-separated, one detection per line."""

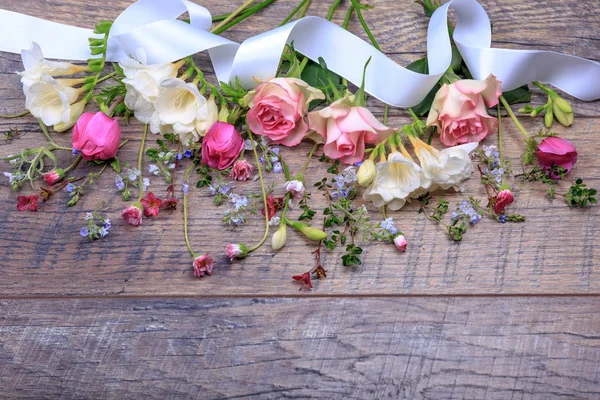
xmin=24 ymin=74 xmax=82 ymax=126
xmin=155 ymin=78 xmax=209 ymax=145
xmin=18 ymin=42 xmax=87 ymax=90
xmin=120 ymin=51 xmax=182 ymax=133
xmin=194 ymin=94 xmax=219 ymax=137
xmin=409 ymin=135 xmax=478 ymax=190
xmin=363 ymin=152 xmax=422 ymax=210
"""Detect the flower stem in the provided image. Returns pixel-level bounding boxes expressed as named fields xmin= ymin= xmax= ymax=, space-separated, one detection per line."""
xmin=96 ymin=71 xmax=118 ymax=84
xmin=349 ymin=0 xmax=381 ymax=51
xmin=327 ymin=0 xmax=342 ymax=21
xmin=0 ymin=110 xmax=30 ymax=118
xmin=38 ymin=119 xmax=56 ymax=145
xmin=497 ymin=104 xmax=507 ymax=188
xmin=211 ymin=0 xmax=276 ymax=35
xmin=246 ymin=128 xmax=270 ymax=253
xmin=382 ymin=204 xmax=388 ymax=219
xmin=532 ymin=81 xmax=554 ymax=96
xmin=182 ymin=165 xmax=197 ymax=258
xmin=383 ymin=104 xmax=389 ymax=125
xmin=137 ymin=124 xmax=148 ymax=201
xmin=64 ymin=154 xmax=83 ymax=173
xmin=300 ymin=143 xmax=318 ymax=178
xmin=280 ymin=0 xmax=310 ymax=26
xmin=499 ymin=95 xmax=529 ymax=139
xmin=211 ymin=0 xmax=256 ymax=33
xmin=342 ymin=5 xmax=355 ymax=29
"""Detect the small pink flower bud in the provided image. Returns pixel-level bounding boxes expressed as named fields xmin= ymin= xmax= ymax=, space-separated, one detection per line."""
xmin=229 ymin=159 xmax=254 ymax=181
xmin=284 ymin=180 xmax=305 ymax=199
xmin=225 ymin=243 xmax=249 ymax=261
xmin=494 ymin=189 xmax=514 ymax=214
xmin=121 ymin=202 xmax=143 ymax=226
xmin=394 ymin=234 xmax=407 ymax=252
xmin=43 ymin=169 xmax=64 ymax=186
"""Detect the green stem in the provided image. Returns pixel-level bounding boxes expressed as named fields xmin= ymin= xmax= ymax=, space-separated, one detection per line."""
xmin=212 ymin=0 xmax=276 ymax=35
xmin=137 ymin=125 xmax=148 ymax=201
xmin=383 ymin=104 xmax=389 ymax=125
xmin=246 ymin=129 xmax=270 ymax=253
xmin=96 ymin=71 xmax=118 ymax=84
xmin=211 ymin=0 xmax=255 ymax=33
xmin=327 ymin=0 xmax=342 ymax=21
xmin=497 ymin=104 xmax=506 ymax=188
xmin=300 ymin=143 xmax=318 ymax=178
xmin=38 ymin=119 xmax=56 ymax=145
xmin=342 ymin=4 xmax=355 ymax=29
xmin=0 ymin=110 xmax=30 ymax=118
xmin=298 ymin=0 xmax=311 ymax=18
xmin=64 ymin=154 xmax=83 ymax=173
xmin=499 ymin=95 xmax=529 ymax=138
xmin=280 ymin=0 xmax=309 ymax=26
xmin=382 ymin=204 xmax=388 ymax=220
xmin=182 ymin=165 xmax=197 ymax=258
xmin=532 ymin=81 xmax=554 ymax=96
xmin=348 ymin=0 xmax=381 ymax=51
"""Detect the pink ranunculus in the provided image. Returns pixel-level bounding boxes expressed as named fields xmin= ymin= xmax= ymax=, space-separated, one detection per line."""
xmin=536 ymin=136 xmax=578 ymax=178
xmin=121 ymin=203 xmax=143 ymax=226
xmin=427 ymin=74 xmax=502 ymax=147
xmin=245 ymin=78 xmax=324 ymax=147
xmin=201 ymin=122 xmax=244 ymax=170
xmin=72 ymin=112 xmax=121 ymax=161
xmin=193 ymin=254 xmax=215 ymax=277
xmin=229 ymin=159 xmax=254 ymax=181
xmin=308 ymin=93 xmax=393 ymax=165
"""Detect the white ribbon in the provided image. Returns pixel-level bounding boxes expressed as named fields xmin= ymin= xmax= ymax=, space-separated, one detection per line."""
xmin=1 ymin=0 xmax=599 ymax=107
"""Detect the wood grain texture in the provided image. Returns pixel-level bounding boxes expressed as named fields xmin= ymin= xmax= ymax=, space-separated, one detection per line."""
xmin=1 ymin=297 xmax=600 ymax=399
xmin=0 ymin=0 xmax=599 ymax=296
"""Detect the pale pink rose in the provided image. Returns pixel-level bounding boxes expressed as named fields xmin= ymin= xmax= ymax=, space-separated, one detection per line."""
xmin=72 ymin=112 xmax=121 ymax=160
xmin=245 ymin=78 xmax=324 ymax=146
xmin=284 ymin=180 xmax=305 ymax=199
xmin=427 ymin=74 xmax=502 ymax=147
xmin=229 ymin=159 xmax=254 ymax=181
xmin=308 ymin=93 xmax=393 ymax=164
xmin=201 ymin=122 xmax=244 ymax=170
xmin=193 ymin=254 xmax=215 ymax=277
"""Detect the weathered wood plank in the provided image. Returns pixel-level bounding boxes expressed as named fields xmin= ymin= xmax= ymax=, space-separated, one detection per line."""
xmin=1 ymin=297 xmax=599 ymax=399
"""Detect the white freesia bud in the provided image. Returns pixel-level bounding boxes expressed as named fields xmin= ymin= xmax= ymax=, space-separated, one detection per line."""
xmin=53 ymin=99 xmax=87 ymax=132
xmin=357 ymin=159 xmax=376 ymax=186
xmin=196 ymin=94 xmax=219 ymax=137
xmin=271 ymin=223 xmax=287 ymax=250
xmin=408 ymin=135 xmax=478 ymax=191
xmin=284 ymin=180 xmax=305 ymax=199
xmin=363 ymin=152 xmax=422 ymax=211
xmin=155 ymin=78 xmax=208 ymax=145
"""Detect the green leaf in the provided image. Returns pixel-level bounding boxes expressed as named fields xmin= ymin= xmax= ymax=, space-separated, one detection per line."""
xmin=501 ymin=85 xmax=531 ymax=105
xmin=301 ymin=60 xmax=342 ymax=110
xmin=110 ymin=158 xmax=121 ymax=173
xmin=406 ymin=57 xmax=428 ymax=75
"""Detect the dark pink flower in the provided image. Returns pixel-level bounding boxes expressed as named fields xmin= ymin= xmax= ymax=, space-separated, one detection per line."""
xmin=72 ymin=112 xmax=121 ymax=161
xmin=17 ymin=195 xmax=38 ymax=211
xmin=536 ymin=136 xmax=578 ymax=178
xmin=140 ymin=192 xmax=162 ymax=217
xmin=292 ymin=272 xmax=313 ymax=289
xmin=494 ymin=189 xmax=514 ymax=214
xmin=193 ymin=254 xmax=215 ymax=277
xmin=201 ymin=122 xmax=244 ymax=170
xmin=121 ymin=203 xmax=143 ymax=226
xmin=229 ymin=159 xmax=254 ymax=181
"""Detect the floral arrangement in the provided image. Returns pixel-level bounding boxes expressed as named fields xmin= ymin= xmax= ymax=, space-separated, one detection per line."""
xmin=1 ymin=0 xmax=596 ymax=290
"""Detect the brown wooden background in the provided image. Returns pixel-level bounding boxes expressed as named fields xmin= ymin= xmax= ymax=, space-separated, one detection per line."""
xmin=0 ymin=0 xmax=599 ymax=398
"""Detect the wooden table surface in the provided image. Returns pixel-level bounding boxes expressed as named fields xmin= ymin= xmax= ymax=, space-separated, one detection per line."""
xmin=0 ymin=0 xmax=599 ymax=398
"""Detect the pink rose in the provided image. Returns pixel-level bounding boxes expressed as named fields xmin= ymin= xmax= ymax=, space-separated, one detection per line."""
xmin=72 ymin=112 xmax=121 ymax=160
xmin=193 ymin=254 xmax=215 ymax=277
xmin=536 ymin=136 xmax=578 ymax=178
xmin=201 ymin=122 xmax=244 ymax=170
xmin=308 ymin=93 xmax=393 ymax=164
xmin=229 ymin=159 xmax=254 ymax=181
xmin=245 ymin=78 xmax=324 ymax=146
xmin=427 ymin=74 xmax=502 ymax=147
xmin=121 ymin=203 xmax=143 ymax=226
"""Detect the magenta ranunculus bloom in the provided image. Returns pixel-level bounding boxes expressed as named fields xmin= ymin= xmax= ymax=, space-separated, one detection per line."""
xmin=201 ymin=122 xmax=244 ymax=170
xmin=536 ymin=136 xmax=578 ymax=178
xmin=72 ymin=112 xmax=121 ymax=161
